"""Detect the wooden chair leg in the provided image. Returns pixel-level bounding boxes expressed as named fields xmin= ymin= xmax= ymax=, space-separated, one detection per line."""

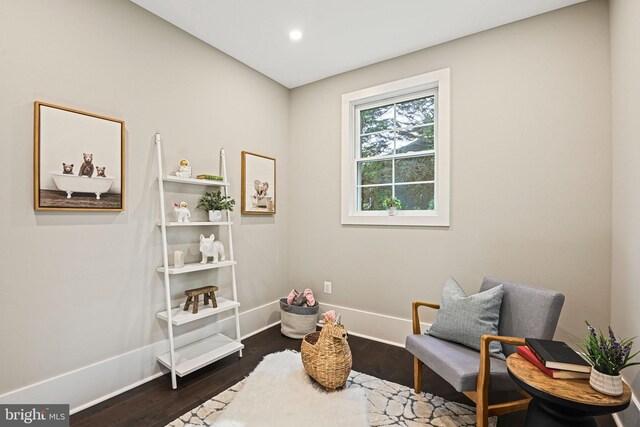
xmin=204 ymin=293 xmax=210 ymax=306
xmin=476 ymin=398 xmax=489 ymax=427
xmin=476 ymin=366 xmax=490 ymax=427
xmin=413 ymin=357 xmax=423 ymax=393
xmin=184 ymin=296 xmax=193 ymax=311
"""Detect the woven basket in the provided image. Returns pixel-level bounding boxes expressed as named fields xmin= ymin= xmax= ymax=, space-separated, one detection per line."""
xmin=279 ymin=298 xmax=319 ymax=339
xmin=301 ymin=321 xmax=352 ymax=391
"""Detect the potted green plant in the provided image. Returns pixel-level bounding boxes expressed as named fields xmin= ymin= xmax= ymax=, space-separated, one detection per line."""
xmin=580 ymin=321 xmax=639 ymax=396
xmin=197 ymin=191 xmax=235 ymax=222
xmin=382 ymin=197 xmax=402 ymax=216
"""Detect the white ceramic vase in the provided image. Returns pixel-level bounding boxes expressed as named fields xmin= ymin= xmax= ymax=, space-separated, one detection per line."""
xmin=387 ymin=207 xmax=397 ymax=216
xmin=589 ymin=369 xmax=623 ymax=396
xmin=208 ymin=210 xmax=223 ymax=222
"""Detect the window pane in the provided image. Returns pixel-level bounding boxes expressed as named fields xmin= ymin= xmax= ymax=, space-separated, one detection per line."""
xmin=360 ymin=131 xmax=393 ymax=158
xmin=395 ymin=156 xmax=434 ymax=183
xmin=360 ymin=104 xmax=394 ymax=134
xmin=396 ymin=125 xmax=434 ymax=153
xmin=358 ymin=160 xmax=392 ymax=185
xmin=396 ymin=183 xmax=435 ymax=210
xmin=360 ymin=186 xmax=392 ymax=211
xmin=396 ymin=96 xmax=435 ymax=127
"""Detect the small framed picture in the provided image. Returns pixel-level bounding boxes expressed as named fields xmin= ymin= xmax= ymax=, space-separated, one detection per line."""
xmin=241 ymin=151 xmax=276 ymax=215
xmin=34 ymin=101 xmax=125 ymax=211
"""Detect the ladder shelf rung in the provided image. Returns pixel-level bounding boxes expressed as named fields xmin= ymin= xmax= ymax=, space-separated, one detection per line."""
xmin=156 ymin=260 xmax=236 ymax=274
xmin=157 ymin=221 xmax=233 ymax=227
xmin=156 ymin=333 xmax=243 ymax=376
xmin=156 ymin=298 xmax=240 ymax=325
xmin=163 ymin=175 xmax=229 ymax=187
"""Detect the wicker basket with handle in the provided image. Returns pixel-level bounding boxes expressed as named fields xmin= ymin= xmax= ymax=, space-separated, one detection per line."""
xmin=301 ymin=320 xmax=352 ymax=391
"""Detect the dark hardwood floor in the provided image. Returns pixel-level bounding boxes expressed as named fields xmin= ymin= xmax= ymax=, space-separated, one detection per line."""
xmin=71 ymin=326 xmax=615 ymax=427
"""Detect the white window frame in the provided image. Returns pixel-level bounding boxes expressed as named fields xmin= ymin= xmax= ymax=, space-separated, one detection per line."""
xmin=341 ymin=68 xmax=450 ymax=227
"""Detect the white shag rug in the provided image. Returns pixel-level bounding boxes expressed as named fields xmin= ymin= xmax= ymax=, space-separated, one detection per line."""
xmin=167 ymin=350 xmax=495 ymax=427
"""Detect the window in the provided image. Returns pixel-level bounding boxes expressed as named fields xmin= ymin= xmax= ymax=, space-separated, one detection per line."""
xmin=341 ymin=68 xmax=450 ymax=226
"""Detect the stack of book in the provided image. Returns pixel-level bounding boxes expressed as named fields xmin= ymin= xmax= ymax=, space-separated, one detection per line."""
xmin=517 ymin=338 xmax=591 ymax=380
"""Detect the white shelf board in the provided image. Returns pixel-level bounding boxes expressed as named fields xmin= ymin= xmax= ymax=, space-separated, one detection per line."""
xmin=157 ymin=333 xmax=243 ymax=377
xmin=157 ymin=221 xmax=233 ymax=227
xmin=156 ymin=298 xmax=240 ymax=326
xmin=156 ymin=260 xmax=236 ymax=274
xmin=163 ymin=175 xmax=229 ymax=187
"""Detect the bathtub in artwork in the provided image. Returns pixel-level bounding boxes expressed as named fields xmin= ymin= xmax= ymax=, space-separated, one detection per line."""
xmin=50 ymin=172 xmax=114 ymax=199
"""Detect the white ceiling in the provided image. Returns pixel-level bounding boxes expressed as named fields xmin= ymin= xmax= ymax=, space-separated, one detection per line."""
xmin=130 ymin=0 xmax=586 ymax=89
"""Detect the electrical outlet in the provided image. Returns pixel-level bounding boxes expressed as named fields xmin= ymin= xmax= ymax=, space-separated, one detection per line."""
xmin=323 ymin=281 xmax=332 ymax=294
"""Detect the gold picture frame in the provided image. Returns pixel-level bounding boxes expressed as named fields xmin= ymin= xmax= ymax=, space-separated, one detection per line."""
xmin=34 ymin=101 xmax=125 ymax=211
xmin=241 ymin=151 xmax=276 ymax=215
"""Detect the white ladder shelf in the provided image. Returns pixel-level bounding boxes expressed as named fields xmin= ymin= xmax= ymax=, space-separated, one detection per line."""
xmin=154 ymin=133 xmax=243 ymax=389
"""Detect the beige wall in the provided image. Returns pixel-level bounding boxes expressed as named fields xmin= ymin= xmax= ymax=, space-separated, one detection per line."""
xmin=0 ymin=0 xmax=289 ymax=394
xmin=289 ymin=0 xmax=611 ymax=342
xmin=0 ymin=0 xmax=622 ymax=405
xmin=610 ymin=0 xmax=640 ymax=415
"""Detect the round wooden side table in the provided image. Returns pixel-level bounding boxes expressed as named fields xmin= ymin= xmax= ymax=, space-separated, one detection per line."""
xmin=507 ymin=353 xmax=631 ymax=427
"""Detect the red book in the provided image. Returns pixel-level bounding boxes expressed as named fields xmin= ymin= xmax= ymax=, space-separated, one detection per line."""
xmin=516 ymin=346 xmax=590 ymax=380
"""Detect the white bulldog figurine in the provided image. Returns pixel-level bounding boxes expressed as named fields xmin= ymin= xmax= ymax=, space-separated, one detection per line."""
xmin=174 ymin=202 xmax=191 ymax=223
xmin=199 ymin=234 xmax=226 ymax=264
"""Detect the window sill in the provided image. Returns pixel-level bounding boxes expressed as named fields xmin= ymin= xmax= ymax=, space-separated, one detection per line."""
xmin=341 ymin=211 xmax=449 ymax=227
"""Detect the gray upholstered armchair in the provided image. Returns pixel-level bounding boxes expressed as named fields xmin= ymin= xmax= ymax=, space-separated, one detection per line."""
xmin=405 ymin=277 xmax=565 ymax=427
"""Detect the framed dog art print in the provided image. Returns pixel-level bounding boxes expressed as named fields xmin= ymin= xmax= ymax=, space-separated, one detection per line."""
xmin=241 ymin=151 xmax=276 ymax=215
xmin=34 ymin=101 xmax=125 ymax=211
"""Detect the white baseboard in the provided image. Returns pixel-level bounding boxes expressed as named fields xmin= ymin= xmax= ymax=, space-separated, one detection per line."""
xmin=319 ymin=302 xmax=430 ymax=347
xmin=0 ymin=300 xmax=419 ymax=415
xmin=613 ymin=391 xmax=639 ymax=427
xmin=0 ymin=300 xmax=280 ymax=414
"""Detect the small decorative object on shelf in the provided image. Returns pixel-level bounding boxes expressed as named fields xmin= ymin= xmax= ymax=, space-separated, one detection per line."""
xmin=197 ymin=191 xmax=235 ymax=222
xmin=184 ymin=285 xmax=219 ymax=314
xmin=581 ymin=321 xmax=639 ymax=396
xmin=383 ymin=197 xmax=402 ymax=216
xmin=200 ymin=234 xmax=226 ymax=264
xmin=174 ymin=201 xmax=191 ymax=223
xmin=174 ymin=250 xmax=185 ymax=269
xmin=196 ymin=174 xmax=224 ymax=181
xmin=175 ymin=159 xmax=192 ymax=178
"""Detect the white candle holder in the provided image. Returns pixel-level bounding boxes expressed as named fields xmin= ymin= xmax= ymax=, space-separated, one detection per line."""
xmin=174 ymin=250 xmax=185 ymax=269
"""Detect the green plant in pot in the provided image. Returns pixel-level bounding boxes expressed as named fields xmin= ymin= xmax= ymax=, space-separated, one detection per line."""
xmin=382 ymin=197 xmax=402 ymax=216
xmin=197 ymin=191 xmax=235 ymax=222
xmin=580 ymin=321 xmax=639 ymax=396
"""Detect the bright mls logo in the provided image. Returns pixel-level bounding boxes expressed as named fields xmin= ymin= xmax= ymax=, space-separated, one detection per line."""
xmin=1 ymin=405 xmax=69 ymax=426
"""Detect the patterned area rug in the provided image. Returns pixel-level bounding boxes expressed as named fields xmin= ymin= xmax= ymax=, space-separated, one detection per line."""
xmin=167 ymin=352 xmax=495 ymax=427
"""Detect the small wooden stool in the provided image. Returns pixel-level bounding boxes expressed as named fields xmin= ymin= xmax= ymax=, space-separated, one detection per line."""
xmin=184 ymin=285 xmax=218 ymax=314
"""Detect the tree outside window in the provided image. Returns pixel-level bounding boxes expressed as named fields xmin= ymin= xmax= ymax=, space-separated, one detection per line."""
xmin=356 ymin=93 xmax=436 ymax=212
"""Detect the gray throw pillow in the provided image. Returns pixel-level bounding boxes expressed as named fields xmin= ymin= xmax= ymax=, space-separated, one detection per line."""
xmin=428 ymin=277 xmax=505 ymax=359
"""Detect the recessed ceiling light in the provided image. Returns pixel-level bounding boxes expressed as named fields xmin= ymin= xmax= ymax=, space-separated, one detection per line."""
xmin=289 ymin=30 xmax=302 ymax=41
